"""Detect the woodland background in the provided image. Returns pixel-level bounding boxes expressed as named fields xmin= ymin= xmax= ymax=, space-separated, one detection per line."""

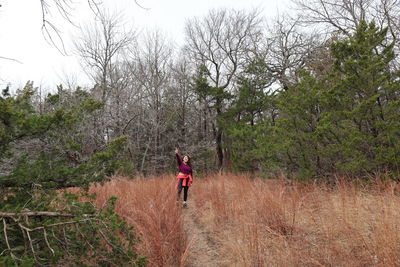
xmin=1 ymin=0 xmax=400 ymax=265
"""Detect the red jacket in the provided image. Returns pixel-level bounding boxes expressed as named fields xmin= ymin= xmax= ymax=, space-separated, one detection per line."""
xmin=175 ymin=173 xmax=193 ymax=189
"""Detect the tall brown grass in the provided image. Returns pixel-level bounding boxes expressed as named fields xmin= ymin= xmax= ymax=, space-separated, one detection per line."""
xmin=89 ymin=173 xmax=400 ymax=266
xmin=89 ymin=175 xmax=188 ymax=267
xmin=194 ymin=174 xmax=400 ymax=267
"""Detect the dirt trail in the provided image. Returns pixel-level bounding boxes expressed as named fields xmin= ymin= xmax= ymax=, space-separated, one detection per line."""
xmin=182 ymin=197 xmax=221 ymax=267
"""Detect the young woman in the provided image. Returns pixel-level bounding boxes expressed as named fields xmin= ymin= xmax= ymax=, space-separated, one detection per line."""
xmin=175 ymin=147 xmax=193 ymax=208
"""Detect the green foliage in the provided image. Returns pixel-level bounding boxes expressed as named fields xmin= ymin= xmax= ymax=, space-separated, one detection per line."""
xmin=0 ymin=86 xmax=35 ymax=158
xmin=272 ymin=70 xmax=324 ymax=177
xmin=317 ymin=21 xmax=400 ymax=175
xmin=90 ymin=136 xmax=134 ymax=177
xmin=0 ymin=84 xmax=144 ymax=265
xmin=0 ymin=85 xmax=132 ymax=189
xmin=267 ymin=21 xmax=400 ymax=179
xmin=194 ymin=64 xmax=233 ymax=107
xmin=0 ymin=189 xmax=146 ymax=266
xmin=223 ymin=58 xmax=276 ymax=171
xmin=224 ymin=21 xmax=400 ymax=179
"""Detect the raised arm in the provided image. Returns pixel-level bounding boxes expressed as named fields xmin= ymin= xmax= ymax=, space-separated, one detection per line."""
xmin=176 ymin=153 xmax=182 ymax=166
xmin=175 ymin=148 xmax=182 ymax=166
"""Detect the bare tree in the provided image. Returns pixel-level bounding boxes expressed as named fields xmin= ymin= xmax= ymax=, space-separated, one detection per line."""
xmin=185 ymin=8 xmax=263 ymax=90
xmin=73 ymin=9 xmax=136 ymax=157
xmin=184 ymin=8 xmax=263 ymax=169
xmin=38 ymin=0 xmax=145 ymax=53
xmin=39 ymin=0 xmax=103 ymax=54
xmin=170 ymin=56 xmax=196 ymax=145
xmin=292 ymin=0 xmax=400 ymax=68
xmin=125 ymin=30 xmax=176 ymax=174
xmin=265 ymin=16 xmax=322 ymax=90
xmin=293 ymin=0 xmax=375 ymax=35
xmin=74 ymin=10 xmax=136 ymax=102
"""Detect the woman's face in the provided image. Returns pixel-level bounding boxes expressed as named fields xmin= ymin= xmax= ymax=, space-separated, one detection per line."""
xmin=183 ymin=156 xmax=189 ymax=163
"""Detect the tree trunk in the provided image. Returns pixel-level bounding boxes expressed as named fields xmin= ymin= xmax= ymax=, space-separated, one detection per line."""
xmin=216 ymin=130 xmax=223 ymax=170
xmin=216 ymin=100 xmax=224 ymax=170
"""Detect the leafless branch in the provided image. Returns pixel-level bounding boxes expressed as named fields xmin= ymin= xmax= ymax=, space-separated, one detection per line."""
xmin=2 ymin=218 xmax=20 ymax=261
xmin=0 ymin=56 xmax=23 ymax=64
xmin=0 ymin=211 xmax=95 ymax=218
xmin=74 ymin=9 xmax=136 ymax=101
xmin=0 ymin=212 xmax=104 ymax=265
xmin=184 ymin=8 xmax=264 ymax=90
xmin=43 ymin=228 xmax=55 ymax=255
xmin=134 ymin=0 xmax=150 ymax=10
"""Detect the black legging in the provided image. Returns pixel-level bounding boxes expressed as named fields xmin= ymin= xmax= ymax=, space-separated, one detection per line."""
xmin=177 ymin=178 xmax=189 ymax=201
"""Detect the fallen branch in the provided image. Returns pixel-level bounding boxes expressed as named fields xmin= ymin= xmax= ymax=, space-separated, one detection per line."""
xmin=1 ymin=215 xmax=100 ymax=265
xmin=0 ymin=211 xmax=96 ymax=218
xmin=14 ymin=218 xmax=95 ymax=232
xmin=2 ymin=218 xmax=20 ymax=261
xmin=43 ymin=228 xmax=55 ymax=256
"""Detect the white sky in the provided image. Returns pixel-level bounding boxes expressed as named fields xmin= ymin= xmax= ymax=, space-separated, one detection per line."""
xmin=0 ymin=0 xmax=290 ymax=91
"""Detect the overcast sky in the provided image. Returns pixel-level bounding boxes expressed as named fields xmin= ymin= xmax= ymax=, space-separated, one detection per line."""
xmin=0 ymin=0 xmax=290 ymax=91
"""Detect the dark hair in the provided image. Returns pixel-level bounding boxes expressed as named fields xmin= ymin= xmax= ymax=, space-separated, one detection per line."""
xmin=183 ymin=155 xmax=191 ymax=167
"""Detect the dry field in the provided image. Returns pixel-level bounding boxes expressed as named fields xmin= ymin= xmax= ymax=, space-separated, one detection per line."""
xmin=89 ymin=174 xmax=400 ymax=267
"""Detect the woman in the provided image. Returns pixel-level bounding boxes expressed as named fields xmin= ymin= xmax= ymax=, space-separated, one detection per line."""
xmin=175 ymin=147 xmax=193 ymax=208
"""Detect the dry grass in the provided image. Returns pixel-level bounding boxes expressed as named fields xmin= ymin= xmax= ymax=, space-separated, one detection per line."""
xmin=89 ymin=175 xmax=188 ymax=267
xmin=194 ymin=174 xmax=400 ymax=267
xmin=88 ymin=173 xmax=400 ymax=267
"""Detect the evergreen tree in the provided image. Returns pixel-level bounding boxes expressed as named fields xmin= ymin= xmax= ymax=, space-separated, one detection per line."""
xmin=223 ymin=58 xmax=276 ymax=172
xmin=224 ymin=21 xmax=400 ymax=179
xmin=273 ymin=21 xmax=400 ymax=178
xmin=319 ymin=21 xmax=400 ymax=174
xmin=0 ymin=85 xmax=145 ymax=266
